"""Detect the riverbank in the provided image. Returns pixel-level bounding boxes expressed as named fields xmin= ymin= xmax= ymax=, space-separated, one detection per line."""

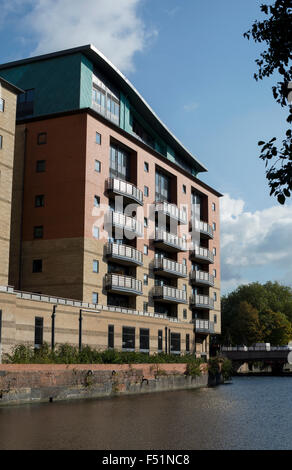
xmin=0 ymin=363 xmax=211 ymax=406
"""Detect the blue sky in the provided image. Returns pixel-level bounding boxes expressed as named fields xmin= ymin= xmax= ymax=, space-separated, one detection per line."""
xmin=1 ymin=0 xmax=291 ymax=294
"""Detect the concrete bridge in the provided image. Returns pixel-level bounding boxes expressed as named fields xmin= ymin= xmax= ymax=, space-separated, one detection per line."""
xmin=221 ymin=346 xmax=292 ymax=374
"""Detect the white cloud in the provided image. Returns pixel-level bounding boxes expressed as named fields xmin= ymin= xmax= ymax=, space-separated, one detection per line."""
xmin=1 ymin=0 xmax=155 ymax=73
xmin=183 ymin=102 xmax=199 ymax=112
xmin=220 ymin=194 xmax=292 ymax=293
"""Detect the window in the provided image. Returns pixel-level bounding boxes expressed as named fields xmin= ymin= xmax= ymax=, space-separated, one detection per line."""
xmin=110 ymin=144 xmax=130 ymax=181
xmin=182 ymin=284 xmax=187 ymax=291
xmin=37 ymin=132 xmax=47 ymax=145
xmin=143 ymin=274 xmax=148 ymax=286
xmin=143 ymin=302 xmax=148 ymax=313
xmin=32 ymin=259 xmax=42 ymax=273
xmin=36 ymin=160 xmax=46 ymax=173
xmin=214 ymin=292 xmax=217 ymax=301
xmin=186 ymin=334 xmax=190 ymax=352
xmin=94 ymin=195 xmax=100 ymax=207
xmin=144 ymin=162 xmax=149 ymax=173
xmin=0 ymin=135 xmax=3 ymax=149
xmin=33 ymin=226 xmax=43 ymax=239
xmin=213 ymin=269 xmax=217 ymax=277
xmin=93 ymin=260 xmax=99 ymax=273
xmin=96 ymin=132 xmax=101 ymax=145
xmin=34 ymin=317 xmax=43 ymax=347
xmin=214 ymin=314 xmax=217 ymax=324
xmin=17 ymin=89 xmax=35 ymax=118
xmin=95 ymin=160 xmax=101 ymax=172
xmin=122 ymin=326 xmax=135 ymax=350
xmin=133 ymin=118 xmax=155 ymax=148
xmin=92 ymin=292 xmax=98 ymax=304
xmin=170 ymin=333 xmax=181 ymax=354
xmin=158 ymin=330 xmax=163 ymax=351
xmin=213 ymin=247 xmax=216 ymax=256
xmin=182 ymin=184 xmax=186 ymax=194
xmin=144 ymin=245 xmax=148 ymax=255
xmin=108 ymin=325 xmax=114 ymax=349
xmin=35 ymin=195 xmax=45 ymax=207
xmin=93 ymin=226 xmax=99 ymax=239
xmin=144 ymin=217 xmax=148 ymax=228
xmin=140 ymin=328 xmax=150 ymax=352
xmin=144 ymin=186 xmax=149 ymax=197
xmin=212 ymin=222 xmax=216 ymax=231
xmin=155 ymin=170 xmax=170 ymax=202
xmin=182 ymin=258 xmax=187 ymax=266
xmin=212 ymin=203 xmax=216 ymax=211
xmin=183 ymin=309 xmax=187 ymax=319
xmin=0 ymin=98 xmax=4 ymax=112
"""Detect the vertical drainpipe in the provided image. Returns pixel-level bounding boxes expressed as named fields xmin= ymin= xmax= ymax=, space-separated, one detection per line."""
xmin=79 ymin=309 xmax=83 ymax=351
xmin=168 ymin=328 xmax=171 ymax=355
xmin=165 ymin=326 xmax=168 ymax=354
xmin=18 ymin=127 xmax=28 ymax=290
xmin=51 ymin=305 xmax=56 ymax=350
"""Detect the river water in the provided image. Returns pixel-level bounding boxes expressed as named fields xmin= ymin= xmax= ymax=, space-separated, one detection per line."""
xmin=0 ymin=376 xmax=292 ymax=450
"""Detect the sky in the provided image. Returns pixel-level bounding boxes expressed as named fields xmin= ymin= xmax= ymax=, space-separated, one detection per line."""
xmin=0 ymin=0 xmax=291 ymax=295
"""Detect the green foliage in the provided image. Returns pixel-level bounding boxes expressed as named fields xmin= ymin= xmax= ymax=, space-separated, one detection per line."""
xmin=208 ymin=357 xmax=221 ymax=378
xmin=221 ymin=282 xmax=292 ymax=346
xmin=244 ymin=1 xmax=292 ymax=204
xmin=185 ymin=360 xmax=202 ymax=378
xmin=220 ymin=358 xmax=233 ymax=381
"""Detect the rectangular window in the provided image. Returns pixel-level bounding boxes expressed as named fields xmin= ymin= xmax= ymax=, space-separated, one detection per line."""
xmin=186 ymin=334 xmax=190 ymax=352
xmin=143 ymin=274 xmax=148 ymax=286
xmin=214 ymin=292 xmax=217 ymax=301
xmin=155 ymin=170 xmax=170 ymax=202
xmin=144 ymin=186 xmax=149 ymax=197
xmin=182 ymin=258 xmax=187 ymax=266
xmin=37 ymin=132 xmax=47 ymax=145
xmin=93 ymin=260 xmax=99 ymax=273
xmin=144 ymin=217 xmax=148 ymax=228
xmin=144 ymin=245 xmax=148 ymax=255
xmin=32 ymin=259 xmax=42 ymax=273
xmin=93 ymin=226 xmax=99 ymax=239
xmin=170 ymin=333 xmax=181 ymax=354
xmin=36 ymin=160 xmax=46 ymax=172
xmin=158 ymin=330 xmax=163 ymax=352
xmin=213 ymin=269 xmax=217 ymax=277
xmin=214 ymin=314 xmax=217 ymax=324
xmin=140 ymin=328 xmax=149 ymax=352
xmin=182 ymin=284 xmax=187 ymax=291
xmin=95 ymin=160 xmax=101 ymax=172
xmin=110 ymin=144 xmax=130 ymax=181
xmin=108 ymin=325 xmax=114 ymax=349
xmin=0 ymin=135 xmax=3 ymax=149
xmin=35 ymin=195 xmax=45 ymax=207
xmin=0 ymin=98 xmax=5 ymax=112
xmin=94 ymin=195 xmax=100 ymax=207
xmin=92 ymin=292 xmax=98 ymax=304
xmin=183 ymin=309 xmax=187 ymax=319
xmin=17 ymin=88 xmax=35 ymax=118
xmin=34 ymin=317 xmax=43 ymax=347
xmin=212 ymin=222 xmax=216 ymax=231
xmin=144 ymin=162 xmax=149 ymax=173
xmin=143 ymin=302 xmax=148 ymax=313
xmin=212 ymin=203 xmax=216 ymax=211
xmin=33 ymin=226 xmax=43 ymax=239
xmin=122 ymin=326 xmax=135 ymax=350
xmin=182 ymin=184 xmax=186 ymax=194
xmin=213 ymin=247 xmax=216 ymax=256
xmin=96 ymin=132 xmax=101 ymax=145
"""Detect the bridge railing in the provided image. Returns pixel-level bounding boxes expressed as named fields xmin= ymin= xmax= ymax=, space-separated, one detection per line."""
xmin=222 ymin=346 xmax=292 ymax=352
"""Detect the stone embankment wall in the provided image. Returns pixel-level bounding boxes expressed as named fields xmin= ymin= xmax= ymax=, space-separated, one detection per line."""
xmin=0 ymin=363 xmax=209 ymax=405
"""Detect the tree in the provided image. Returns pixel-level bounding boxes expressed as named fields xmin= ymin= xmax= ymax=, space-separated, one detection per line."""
xmin=260 ymin=309 xmax=292 ymax=344
xmin=244 ymin=0 xmax=292 ymax=204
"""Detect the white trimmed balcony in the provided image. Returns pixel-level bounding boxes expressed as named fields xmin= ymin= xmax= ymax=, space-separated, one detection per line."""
xmin=191 ymin=219 xmax=214 ymax=239
xmin=190 ymin=271 xmax=214 ymax=287
xmin=154 ymin=228 xmax=187 ymax=252
xmin=104 ymin=274 xmax=142 ymax=296
xmin=194 ymin=319 xmax=215 ymax=334
xmin=190 ymin=294 xmax=214 ymax=310
xmin=190 ymin=246 xmax=214 ymax=264
xmin=155 ymin=201 xmax=187 ymax=224
xmin=105 ymin=211 xmax=143 ymax=237
xmin=105 ymin=243 xmax=143 ymax=266
xmin=153 ymin=258 xmax=187 ymax=278
xmin=107 ymin=177 xmax=143 ymax=205
xmin=152 ymin=285 xmax=187 ymax=304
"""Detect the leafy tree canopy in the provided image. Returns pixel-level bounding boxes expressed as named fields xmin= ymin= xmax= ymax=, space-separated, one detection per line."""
xmin=244 ymin=0 xmax=292 ymax=204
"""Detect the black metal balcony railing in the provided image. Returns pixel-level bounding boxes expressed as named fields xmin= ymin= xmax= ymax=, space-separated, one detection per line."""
xmin=194 ymin=319 xmax=215 ymax=334
xmin=152 ymin=285 xmax=187 ymax=304
xmin=104 ymin=274 xmax=143 ymax=295
xmin=105 ymin=211 xmax=143 ymax=237
xmin=190 ymin=246 xmax=214 ymax=264
xmin=107 ymin=177 xmax=143 ymax=205
xmin=153 ymin=258 xmax=187 ymax=278
xmin=105 ymin=243 xmax=143 ymax=266
xmin=190 ymin=295 xmax=214 ymax=310
xmin=190 ymin=271 xmax=214 ymax=287
xmin=155 ymin=201 xmax=187 ymax=224
xmin=154 ymin=228 xmax=187 ymax=252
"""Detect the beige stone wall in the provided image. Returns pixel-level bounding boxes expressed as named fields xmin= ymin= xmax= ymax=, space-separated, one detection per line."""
xmin=0 ymin=83 xmax=18 ymax=286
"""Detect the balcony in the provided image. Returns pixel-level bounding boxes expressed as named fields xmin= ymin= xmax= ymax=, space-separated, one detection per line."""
xmin=190 ymin=271 xmax=214 ymax=287
xmin=152 ymin=285 xmax=187 ymax=304
xmin=104 ymin=274 xmax=142 ymax=295
xmin=105 ymin=243 xmax=143 ymax=267
xmin=190 ymin=246 xmax=214 ymax=264
xmin=155 ymin=201 xmax=187 ymax=224
xmin=154 ymin=228 xmax=187 ymax=252
xmin=191 ymin=219 xmax=214 ymax=239
xmin=190 ymin=295 xmax=214 ymax=310
xmin=105 ymin=211 xmax=143 ymax=237
xmin=153 ymin=258 xmax=187 ymax=278
xmin=106 ymin=178 xmax=143 ymax=206
xmin=194 ymin=319 xmax=215 ymax=334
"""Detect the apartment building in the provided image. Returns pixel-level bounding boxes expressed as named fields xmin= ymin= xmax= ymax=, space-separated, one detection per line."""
xmin=0 ymin=45 xmax=221 ymax=358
